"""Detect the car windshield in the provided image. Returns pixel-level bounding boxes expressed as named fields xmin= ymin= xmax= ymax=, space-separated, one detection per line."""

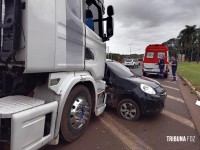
xmin=107 ymin=61 xmax=134 ymax=78
xmin=125 ymin=59 xmax=132 ymax=62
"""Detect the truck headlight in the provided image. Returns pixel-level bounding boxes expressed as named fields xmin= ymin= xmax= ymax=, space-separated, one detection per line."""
xmin=140 ymin=84 xmax=156 ymax=95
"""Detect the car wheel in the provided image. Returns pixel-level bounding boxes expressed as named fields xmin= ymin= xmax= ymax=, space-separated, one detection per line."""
xmin=117 ymin=99 xmax=141 ymax=121
xmin=60 ymin=85 xmax=92 ymax=142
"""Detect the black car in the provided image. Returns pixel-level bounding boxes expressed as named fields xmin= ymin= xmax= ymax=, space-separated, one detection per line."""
xmin=104 ymin=60 xmax=167 ymax=121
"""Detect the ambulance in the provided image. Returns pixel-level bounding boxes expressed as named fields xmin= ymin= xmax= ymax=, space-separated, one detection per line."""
xmin=142 ymin=44 xmax=169 ymax=78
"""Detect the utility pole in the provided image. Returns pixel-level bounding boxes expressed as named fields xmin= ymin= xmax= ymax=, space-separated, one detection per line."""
xmin=137 ymin=49 xmax=140 ymax=58
xmin=107 ymin=46 xmax=109 ymax=59
xmin=128 ymin=43 xmax=134 ymax=57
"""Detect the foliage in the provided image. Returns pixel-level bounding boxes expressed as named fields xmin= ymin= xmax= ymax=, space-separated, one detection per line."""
xmin=163 ymin=25 xmax=200 ymax=62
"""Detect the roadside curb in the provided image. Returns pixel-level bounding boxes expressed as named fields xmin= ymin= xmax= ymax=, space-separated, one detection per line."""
xmin=178 ymin=73 xmax=200 ymax=137
xmin=178 ymin=73 xmax=200 ymax=99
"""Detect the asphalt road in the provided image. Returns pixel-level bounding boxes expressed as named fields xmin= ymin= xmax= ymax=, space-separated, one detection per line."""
xmin=42 ymin=65 xmax=200 ymax=150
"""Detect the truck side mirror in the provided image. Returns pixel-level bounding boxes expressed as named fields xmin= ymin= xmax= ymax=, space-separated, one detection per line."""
xmin=107 ymin=17 xmax=114 ymax=39
xmin=107 ymin=5 xmax=114 ymax=17
xmin=86 ymin=0 xmax=93 ymax=6
xmin=106 ymin=5 xmax=114 ymax=40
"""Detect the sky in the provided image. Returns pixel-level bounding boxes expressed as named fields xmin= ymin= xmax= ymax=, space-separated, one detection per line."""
xmin=104 ymin=0 xmax=200 ymax=55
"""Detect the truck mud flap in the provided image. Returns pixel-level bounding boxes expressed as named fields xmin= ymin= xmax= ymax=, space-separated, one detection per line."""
xmin=11 ymin=101 xmax=58 ymax=150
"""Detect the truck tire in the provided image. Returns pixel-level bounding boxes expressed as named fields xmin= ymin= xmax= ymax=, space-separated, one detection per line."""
xmin=60 ymin=85 xmax=92 ymax=142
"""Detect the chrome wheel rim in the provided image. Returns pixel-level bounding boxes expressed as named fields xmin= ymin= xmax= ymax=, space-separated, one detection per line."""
xmin=120 ymin=102 xmax=137 ymax=120
xmin=70 ymin=97 xmax=90 ymax=129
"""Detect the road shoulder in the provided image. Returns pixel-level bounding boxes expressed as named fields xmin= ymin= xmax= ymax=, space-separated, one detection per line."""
xmin=178 ymin=78 xmax=200 ymax=137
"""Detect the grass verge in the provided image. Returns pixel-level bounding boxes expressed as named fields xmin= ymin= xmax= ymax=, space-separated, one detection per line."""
xmin=178 ymin=62 xmax=200 ymax=92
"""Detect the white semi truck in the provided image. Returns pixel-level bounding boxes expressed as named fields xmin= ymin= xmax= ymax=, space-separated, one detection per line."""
xmin=0 ymin=0 xmax=114 ymax=149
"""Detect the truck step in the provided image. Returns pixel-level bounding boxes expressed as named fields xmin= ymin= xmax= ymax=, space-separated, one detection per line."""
xmin=0 ymin=96 xmax=44 ymax=118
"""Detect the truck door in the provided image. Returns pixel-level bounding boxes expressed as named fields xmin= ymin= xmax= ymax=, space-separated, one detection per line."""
xmin=84 ymin=0 xmax=106 ymax=80
xmin=55 ymin=0 xmax=85 ymax=70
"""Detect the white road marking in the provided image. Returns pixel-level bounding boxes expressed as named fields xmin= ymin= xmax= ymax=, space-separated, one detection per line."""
xmin=164 ymin=81 xmax=177 ymax=84
xmin=100 ymin=113 xmax=152 ymax=150
xmin=162 ymin=110 xmax=195 ymax=129
xmin=167 ymin=95 xmax=185 ymax=103
xmin=161 ymin=84 xmax=180 ymax=91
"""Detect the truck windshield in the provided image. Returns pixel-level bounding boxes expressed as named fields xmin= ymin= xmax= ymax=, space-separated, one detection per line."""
xmin=107 ymin=61 xmax=134 ymax=78
xmin=85 ymin=0 xmax=104 ymax=38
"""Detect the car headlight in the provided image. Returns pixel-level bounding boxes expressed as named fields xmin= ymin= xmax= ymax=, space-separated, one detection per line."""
xmin=140 ymin=84 xmax=156 ymax=95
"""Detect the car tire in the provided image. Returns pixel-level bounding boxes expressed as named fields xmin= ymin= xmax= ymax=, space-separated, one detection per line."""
xmin=117 ymin=99 xmax=141 ymax=121
xmin=143 ymin=72 xmax=146 ymax=76
xmin=60 ymin=85 xmax=92 ymax=142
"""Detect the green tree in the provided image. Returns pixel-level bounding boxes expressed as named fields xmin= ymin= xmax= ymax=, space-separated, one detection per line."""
xmin=177 ymin=25 xmax=196 ymax=61
xmin=163 ymin=38 xmax=178 ymax=58
xmin=192 ymin=28 xmax=200 ymax=63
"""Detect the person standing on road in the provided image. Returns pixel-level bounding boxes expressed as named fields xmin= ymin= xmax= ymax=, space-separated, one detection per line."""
xmin=171 ymin=56 xmax=178 ymax=81
xmin=158 ymin=55 xmax=165 ymax=78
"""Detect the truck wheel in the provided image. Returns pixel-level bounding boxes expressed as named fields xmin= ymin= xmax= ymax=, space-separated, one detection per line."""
xmin=60 ymin=85 xmax=92 ymax=142
xmin=117 ymin=99 xmax=141 ymax=121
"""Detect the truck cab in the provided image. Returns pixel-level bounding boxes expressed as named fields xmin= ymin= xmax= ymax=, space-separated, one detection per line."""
xmin=0 ymin=0 xmax=114 ymax=149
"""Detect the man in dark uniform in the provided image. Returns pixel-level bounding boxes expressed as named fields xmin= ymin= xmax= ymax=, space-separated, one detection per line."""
xmin=171 ymin=56 xmax=178 ymax=81
xmin=86 ymin=9 xmax=94 ymax=30
xmin=158 ymin=55 xmax=165 ymax=78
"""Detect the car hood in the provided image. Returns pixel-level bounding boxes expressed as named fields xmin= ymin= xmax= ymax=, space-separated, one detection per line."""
xmin=126 ymin=77 xmax=160 ymax=89
xmin=141 ymin=76 xmax=161 ymax=85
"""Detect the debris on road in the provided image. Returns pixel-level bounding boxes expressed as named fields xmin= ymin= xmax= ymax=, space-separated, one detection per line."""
xmin=195 ymin=100 xmax=200 ymax=107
